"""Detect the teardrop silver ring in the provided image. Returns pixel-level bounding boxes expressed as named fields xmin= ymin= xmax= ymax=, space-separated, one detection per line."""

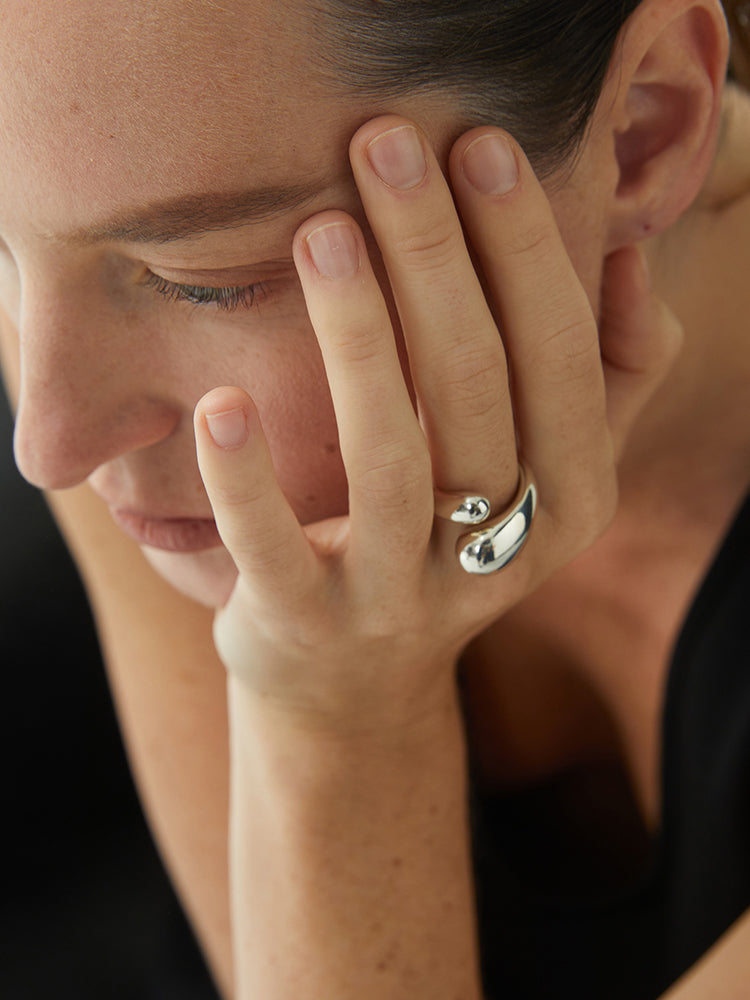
xmin=433 ymin=492 xmax=493 ymax=525
xmin=435 ymin=464 xmax=537 ymax=575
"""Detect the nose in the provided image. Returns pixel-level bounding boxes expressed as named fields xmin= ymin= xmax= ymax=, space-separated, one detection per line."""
xmin=13 ymin=286 xmax=180 ymax=490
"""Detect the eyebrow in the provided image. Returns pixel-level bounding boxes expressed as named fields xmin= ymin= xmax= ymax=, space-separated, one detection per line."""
xmin=59 ymin=181 xmax=327 ymax=246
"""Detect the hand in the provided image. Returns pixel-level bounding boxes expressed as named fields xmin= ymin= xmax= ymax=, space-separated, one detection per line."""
xmin=193 ymin=116 xmax=681 ymax=731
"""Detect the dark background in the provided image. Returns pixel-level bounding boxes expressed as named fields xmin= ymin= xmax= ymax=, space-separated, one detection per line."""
xmin=0 ymin=392 xmax=220 ymax=999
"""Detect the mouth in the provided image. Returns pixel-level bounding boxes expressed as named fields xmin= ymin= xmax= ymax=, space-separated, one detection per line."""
xmin=110 ymin=508 xmax=223 ymax=553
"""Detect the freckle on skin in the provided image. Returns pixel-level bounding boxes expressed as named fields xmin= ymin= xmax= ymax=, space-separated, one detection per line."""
xmin=324 ymin=442 xmax=337 ymax=454
xmin=375 ymin=942 xmax=398 ymax=973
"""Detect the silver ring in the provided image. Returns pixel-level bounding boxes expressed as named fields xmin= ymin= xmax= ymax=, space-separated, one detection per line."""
xmin=433 ymin=492 xmax=492 ymax=525
xmin=457 ymin=466 xmax=537 ymax=575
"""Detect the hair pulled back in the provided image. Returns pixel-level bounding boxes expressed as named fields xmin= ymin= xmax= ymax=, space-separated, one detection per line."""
xmin=317 ymin=0 xmax=642 ymax=175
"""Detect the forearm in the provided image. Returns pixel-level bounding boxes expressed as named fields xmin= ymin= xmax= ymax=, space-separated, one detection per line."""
xmin=660 ymin=908 xmax=750 ymax=1000
xmin=42 ymin=483 xmax=234 ymax=998
xmin=227 ymin=675 xmax=483 ymax=1000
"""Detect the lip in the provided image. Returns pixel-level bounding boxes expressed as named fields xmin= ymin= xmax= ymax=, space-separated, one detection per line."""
xmin=110 ymin=508 xmax=223 ymax=553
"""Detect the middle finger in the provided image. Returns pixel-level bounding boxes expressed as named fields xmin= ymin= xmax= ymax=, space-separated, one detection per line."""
xmin=349 ymin=116 xmax=519 ymax=509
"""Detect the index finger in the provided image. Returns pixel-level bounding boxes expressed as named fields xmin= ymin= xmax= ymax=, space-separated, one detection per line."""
xmin=194 ymin=386 xmax=320 ymax=605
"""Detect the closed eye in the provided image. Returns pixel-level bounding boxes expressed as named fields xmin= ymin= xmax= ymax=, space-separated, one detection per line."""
xmin=143 ymin=270 xmax=267 ymax=312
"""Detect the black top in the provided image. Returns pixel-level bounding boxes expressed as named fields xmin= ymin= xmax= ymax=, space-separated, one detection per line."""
xmin=0 ymin=397 xmax=220 ymax=1000
xmin=472 ymin=492 xmax=750 ymax=1000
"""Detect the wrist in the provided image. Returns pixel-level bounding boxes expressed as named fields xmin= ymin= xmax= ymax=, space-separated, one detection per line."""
xmin=226 ymin=655 xmax=464 ymax=745
xmin=227 ymin=671 xmax=480 ymax=1000
xmin=227 ymin=670 xmax=468 ymax=796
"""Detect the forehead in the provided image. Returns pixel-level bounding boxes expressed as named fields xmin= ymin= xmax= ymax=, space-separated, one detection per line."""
xmin=0 ymin=0 xmax=355 ymax=232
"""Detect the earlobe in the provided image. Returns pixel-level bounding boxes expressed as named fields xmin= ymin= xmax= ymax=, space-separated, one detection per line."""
xmin=605 ymin=0 xmax=729 ymax=249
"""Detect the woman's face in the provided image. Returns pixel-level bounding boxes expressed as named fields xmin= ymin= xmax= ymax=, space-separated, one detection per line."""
xmin=0 ymin=0 xmax=611 ymax=606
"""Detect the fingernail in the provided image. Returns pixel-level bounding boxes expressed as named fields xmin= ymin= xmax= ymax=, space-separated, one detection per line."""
xmin=306 ymin=222 xmax=360 ymax=279
xmin=462 ymin=134 xmax=518 ymax=196
xmin=205 ymin=407 xmax=248 ymax=449
xmin=366 ymin=125 xmax=427 ymax=190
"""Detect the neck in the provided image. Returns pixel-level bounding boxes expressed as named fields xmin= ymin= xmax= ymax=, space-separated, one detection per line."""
xmin=693 ymin=82 xmax=750 ymax=211
xmin=623 ymin=82 xmax=750 ymax=517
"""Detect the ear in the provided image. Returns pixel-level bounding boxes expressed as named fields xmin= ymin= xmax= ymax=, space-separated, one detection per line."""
xmin=603 ymin=0 xmax=729 ymax=250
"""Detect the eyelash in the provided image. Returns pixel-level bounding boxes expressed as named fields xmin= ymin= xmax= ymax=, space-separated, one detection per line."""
xmin=143 ymin=271 xmax=267 ymax=312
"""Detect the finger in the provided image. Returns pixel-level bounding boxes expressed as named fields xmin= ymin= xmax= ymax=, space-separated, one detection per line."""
xmin=348 ymin=116 xmax=518 ymax=508
xmin=291 ymin=212 xmax=433 ymax=573
xmin=599 ymin=246 xmax=684 ymax=458
xmin=448 ymin=128 xmax=613 ymax=511
xmin=194 ymin=386 xmax=320 ymax=604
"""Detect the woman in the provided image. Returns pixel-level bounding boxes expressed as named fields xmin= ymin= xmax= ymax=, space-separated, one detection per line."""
xmin=1 ymin=0 xmax=748 ymax=997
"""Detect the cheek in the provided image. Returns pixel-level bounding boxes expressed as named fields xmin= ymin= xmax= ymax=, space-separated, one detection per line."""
xmin=545 ymin=174 xmax=610 ymax=317
xmin=243 ymin=274 xmax=418 ymax=527
xmin=228 ymin=331 xmax=350 ymax=526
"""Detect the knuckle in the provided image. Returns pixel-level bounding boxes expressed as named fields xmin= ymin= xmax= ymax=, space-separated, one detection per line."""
xmin=392 ymin=217 xmax=463 ymax=271
xmin=356 ymin=444 xmax=430 ymax=508
xmin=499 ymin=219 xmax=556 ymax=265
xmin=328 ymin=319 xmax=387 ymax=366
xmin=528 ymin=316 xmax=599 ymax=388
xmin=209 ymin=479 xmax=264 ymax=513
xmin=231 ymin=522 xmax=293 ymax=569
xmin=434 ymin=348 xmax=507 ymax=420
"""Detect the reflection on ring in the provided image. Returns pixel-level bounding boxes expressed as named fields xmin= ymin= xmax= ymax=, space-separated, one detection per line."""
xmin=458 ymin=482 xmax=537 ymax=574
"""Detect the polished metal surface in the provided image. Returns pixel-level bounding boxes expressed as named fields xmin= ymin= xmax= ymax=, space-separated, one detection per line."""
xmin=447 ymin=495 xmax=491 ymax=525
xmin=458 ymin=481 xmax=537 ymax=574
xmin=433 ymin=491 xmax=492 ymax=525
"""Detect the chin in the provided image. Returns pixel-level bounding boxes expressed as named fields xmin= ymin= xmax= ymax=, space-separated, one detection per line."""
xmin=142 ymin=545 xmax=239 ymax=608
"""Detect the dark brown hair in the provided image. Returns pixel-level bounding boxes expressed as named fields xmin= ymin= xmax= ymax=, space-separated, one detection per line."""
xmin=317 ymin=0 xmax=643 ymax=175
xmin=723 ymin=0 xmax=750 ymax=88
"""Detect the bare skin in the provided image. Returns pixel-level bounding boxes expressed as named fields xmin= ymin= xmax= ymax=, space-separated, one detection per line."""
xmin=461 ymin=95 xmax=750 ymax=909
xmin=1 ymin=1 xmax=749 ymax=998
